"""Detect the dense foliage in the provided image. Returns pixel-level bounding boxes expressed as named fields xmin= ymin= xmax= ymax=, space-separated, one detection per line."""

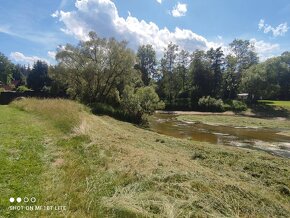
xmin=0 ymin=32 xmax=289 ymax=121
xmin=241 ymin=52 xmax=290 ymax=100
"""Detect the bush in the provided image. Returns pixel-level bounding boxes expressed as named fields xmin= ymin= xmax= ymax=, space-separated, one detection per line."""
xmin=231 ymin=100 xmax=247 ymax=112
xmin=16 ymin=85 xmax=31 ymax=93
xmin=90 ymin=102 xmax=141 ymax=124
xmin=90 ymin=103 xmax=116 ymax=115
xmin=198 ymin=96 xmax=225 ymax=112
xmin=223 ymin=103 xmax=232 ymax=111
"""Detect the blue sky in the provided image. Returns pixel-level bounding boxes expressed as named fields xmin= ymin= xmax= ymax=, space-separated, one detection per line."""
xmin=0 ymin=0 xmax=289 ymax=65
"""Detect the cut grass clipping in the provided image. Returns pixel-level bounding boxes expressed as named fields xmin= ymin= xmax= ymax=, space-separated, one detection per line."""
xmin=0 ymin=98 xmax=289 ymax=217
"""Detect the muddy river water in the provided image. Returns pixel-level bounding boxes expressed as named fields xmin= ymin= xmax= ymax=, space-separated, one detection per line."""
xmin=150 ymin=113 xmax=290 ymax=158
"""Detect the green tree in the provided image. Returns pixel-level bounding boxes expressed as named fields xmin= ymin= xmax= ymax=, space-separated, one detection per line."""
xmin=241 ymin=52 xmax=290 ymax=100
xmin=222 ymin=39 xmax=259 ymax=99
xmin=158 ymin=42 xmax=179 ymax=104
xmin=176 ymin=49 xmax=190 ymax=92
xmin=0 ymin=52 xmax=13 ymax=84
xmin=206 ymin=47 xmax=224 ymax=97
xmin=27 ymin=60 xmax=50 ymax=92
xmin=222 ymin=55 xmax=239 ymax=99
xmin=121 ymin=86 xmax=164 ymax=122
xmin=136 ymin=44 xmax=157 ymax=85
xmin=55 ymin=32 xmax=137 ymax=104
xmin=229 ymin=39 xmax=259 ymax=74
xmin=189 ymin=50 xmax=213 ymax=100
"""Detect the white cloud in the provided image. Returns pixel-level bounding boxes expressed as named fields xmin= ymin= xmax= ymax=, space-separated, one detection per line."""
xmin=10 ymin=52 xmax=49 ymax=65
xmin=250 ymin=38 xmax=280 ymax=61
xmin=156 ymin=0 xmax=162 ymax=4
xmin=52 ymin=0 xmax=217 ymax=56
xmin=171 ymin=2 xmax=187 ymax=17
xmin=258 ymin=19 xmax=288 ymax=37
xmin=48 ymin=51 xmax=56 ymax=59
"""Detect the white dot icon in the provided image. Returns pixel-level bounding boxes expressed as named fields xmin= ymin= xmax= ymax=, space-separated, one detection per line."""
xmin=9 ymin=197 xmax=15 ymax=203
xmin=16 ymin=197 xmax=22 ymax=203
xmin=31 ymin=197 xmax=36 ymax=203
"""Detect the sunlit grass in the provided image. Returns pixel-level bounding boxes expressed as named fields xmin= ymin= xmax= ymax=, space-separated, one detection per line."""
xmin=259 ymin=100 xmax=290 ymax=108
xmin=1 ymin=98 xmax=290 ymax=217
xmin=11 ymin=98 xmax=89 ymax=132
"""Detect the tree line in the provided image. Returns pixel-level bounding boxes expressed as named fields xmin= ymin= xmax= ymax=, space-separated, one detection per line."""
xmin=1 ymin=31 xmax=290 ymax=122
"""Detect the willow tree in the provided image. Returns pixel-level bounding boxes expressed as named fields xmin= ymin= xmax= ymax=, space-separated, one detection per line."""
xmin=54 ymin=32 xmax=137 ymax=104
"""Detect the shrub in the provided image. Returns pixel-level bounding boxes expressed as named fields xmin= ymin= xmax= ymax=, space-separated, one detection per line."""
xmin=90 ymin=102 xmax=141 ymax=124
xmin=223 ymin=103 xmax=232 ymax=111
xmin=231 ymin=100 xmax=247 ymax=112
xmin=198 ymin=96 xmax=225 ymax=112
xmin=90 ymin=103 xmax=116 ymax=116
xmin=121 ymin=86 xmax=165 ymax=123
xmin=16 ymin=85 xmax=31 ymax=93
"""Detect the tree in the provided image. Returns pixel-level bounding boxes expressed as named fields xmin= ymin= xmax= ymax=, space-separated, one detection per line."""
xmin=176 ymin=49 xmax=190 ymax=92
xmin=136 ymin=44 xmax=157 ymax=85
xmin=278 ymin=52 xmax=290 ymax=99
xmin=241 ymin=52 xmax=290 ymax=100
xmin=189 ymin=50 xmax=214 ymax=100
xmin=206 ymin=47 xmax=224 ymax=97
xmin=27 ymin=60 xmax=50 ymax=91
xmin=158 ymin=42 xmax=179 ymax=104
xmin=55 ymin=32 xmax=137 ymax=104
xmin=222 ymin=55 xmax=239 ymax=99
xmin=229 ymin=39 xmax=259 ymax=74
xmin=0 ymin=52 xmax=13 ymax=84
xmin=121 ymin=86 xmax=164 ymax=122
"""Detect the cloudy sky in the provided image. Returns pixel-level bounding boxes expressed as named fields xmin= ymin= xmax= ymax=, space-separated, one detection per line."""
xmin=0 ymin=0 xmax=289 ymax=65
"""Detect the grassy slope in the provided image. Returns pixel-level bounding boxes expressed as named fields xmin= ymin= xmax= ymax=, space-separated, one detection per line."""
xmin=0 ymin=98 xmax=290 ymax=217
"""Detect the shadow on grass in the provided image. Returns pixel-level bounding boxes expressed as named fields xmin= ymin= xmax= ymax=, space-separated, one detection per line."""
xmin=250 ymin=102 xmax=290 ymax=118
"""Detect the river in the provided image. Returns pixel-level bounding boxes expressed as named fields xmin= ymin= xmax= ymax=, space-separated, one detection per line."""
xmin=149 ymin=113 xmax=290 ymax=158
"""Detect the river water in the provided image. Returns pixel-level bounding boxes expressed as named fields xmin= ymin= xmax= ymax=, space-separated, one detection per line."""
xmin=149 ymin=113 xmax=290 ymax=158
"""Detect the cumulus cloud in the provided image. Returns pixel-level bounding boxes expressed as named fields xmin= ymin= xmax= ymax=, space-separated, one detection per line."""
xmin=258 ymin=19 xmax=288 ymax=37
xmin=171 ymin=2 xmax=187 ymax=17
xmin=52 ymin=0 xmax=216 ymax=56
xmin=10 ymin=52 xmax=49 ymax=65
xmin=250 ymin=38 xmax=280 ymax=61
xmin=156 ymin=0 xmax=162 ymax=4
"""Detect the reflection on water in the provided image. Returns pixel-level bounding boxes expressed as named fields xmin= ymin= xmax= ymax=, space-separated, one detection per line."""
xmin=150 ymin=113 xmax=290 ymax=158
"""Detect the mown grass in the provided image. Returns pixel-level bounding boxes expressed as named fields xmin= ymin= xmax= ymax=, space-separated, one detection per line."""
xmin=1 ymin=98 xmax=290 ymax=217
xmin=0 ymin=106 xmax=49 ymax=217
xmin=258 ymin=100 xmax=290 ymax=109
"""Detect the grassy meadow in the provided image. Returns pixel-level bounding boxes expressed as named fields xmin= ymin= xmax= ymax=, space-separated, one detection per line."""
xmin=258 ymin=100 xmax=290 ymax=109
xmin=0 ymin=98 xmax=290 ymax=217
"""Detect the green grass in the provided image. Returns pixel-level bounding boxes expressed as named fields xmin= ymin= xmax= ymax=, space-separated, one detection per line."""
xmin=0 ymin=98 xmax=290 ymax=217
xmin=259 ymin=100 xmax=290 ymax=108
xmin=0 ymin=106 xmax=49 ymax=217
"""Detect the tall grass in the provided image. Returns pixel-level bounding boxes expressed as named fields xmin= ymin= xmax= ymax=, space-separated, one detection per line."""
xmin=11 ymin=98 xmax=88 ymax=132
